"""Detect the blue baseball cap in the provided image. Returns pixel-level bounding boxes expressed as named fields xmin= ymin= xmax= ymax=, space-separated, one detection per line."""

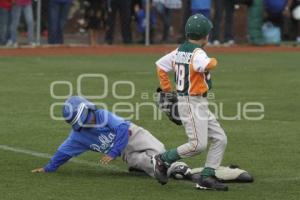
xmin=62 ymin=96 xmax=97 ymax=131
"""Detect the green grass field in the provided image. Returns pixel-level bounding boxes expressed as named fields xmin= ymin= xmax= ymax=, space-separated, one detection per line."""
xmin=0 ymin=51 xmax=299 ymax=200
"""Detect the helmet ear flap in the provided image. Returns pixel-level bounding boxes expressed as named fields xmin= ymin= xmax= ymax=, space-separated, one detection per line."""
xmin=62 ymin=96 xmax=97 ymax=131
xmin=62 ymin=102 xmax=75 ymax=123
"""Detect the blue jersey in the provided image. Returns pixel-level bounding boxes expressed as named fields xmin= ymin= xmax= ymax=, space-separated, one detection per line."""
xmin=44 ymin=109 xmax=130 ymax=172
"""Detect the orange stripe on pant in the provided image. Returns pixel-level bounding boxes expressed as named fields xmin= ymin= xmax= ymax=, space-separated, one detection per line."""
xmin=177 ymin=96 xmax=199 ymax=156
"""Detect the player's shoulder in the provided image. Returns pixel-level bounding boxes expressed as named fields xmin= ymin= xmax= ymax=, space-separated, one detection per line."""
xmin=193 ymin=47 xmax=207 ymax=54
xmin=163 ymin=47 xmax=179 ymax=56
xmin=155 ymin=47 xmax=179 ymax=66
xmin=172 ymin=47 xmax=179 ymax=53
xmin=168 ymin=48 xmax=179 ymax=59
xmin=166 ymin=48 xmax=179 ymax=58
xmin=94 ymin=108 xmax=109 ymax=120
xmin=192 ymin=48 xmax=208 ymax=59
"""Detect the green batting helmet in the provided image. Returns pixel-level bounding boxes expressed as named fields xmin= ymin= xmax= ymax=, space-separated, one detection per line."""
xmin=185 ymin=14 xmax=213 ymax=40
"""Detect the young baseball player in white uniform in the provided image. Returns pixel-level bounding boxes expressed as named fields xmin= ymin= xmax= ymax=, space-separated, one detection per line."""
xmin=152 ymin=14 xmax=228 ymax=191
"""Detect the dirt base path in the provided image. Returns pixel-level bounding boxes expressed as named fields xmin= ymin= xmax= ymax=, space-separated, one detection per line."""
xmin=0 ymin=45 xmax=299 ymax=57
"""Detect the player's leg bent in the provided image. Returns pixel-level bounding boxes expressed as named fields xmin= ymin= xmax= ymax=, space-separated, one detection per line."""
xmin=125 ymin=151 xmax=157 ymax=177
xmin=176 ymin=96 xmax=209 ymax=157
xmin=153 ymin=96 xmax=210 ymax=169
xmin=126 ymin=123 xmax=166 ymax=153
xmin=123 ymin=123 xmax=166 ymax=177
xmin=123 ymin=124 xmax=171 ymax=185
xmin=177 ymin=137 xmax=207 ymax=157
xmin=151 ymin=96 xmax=211 ymax=185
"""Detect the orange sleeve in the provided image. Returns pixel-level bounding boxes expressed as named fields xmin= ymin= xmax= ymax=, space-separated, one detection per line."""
xmin=157 ymin=67 xmax=172 ymax=92
xmin=206 ymin=58 xmax=218 ymax=70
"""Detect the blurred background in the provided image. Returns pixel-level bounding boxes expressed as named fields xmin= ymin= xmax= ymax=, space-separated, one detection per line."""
xmin=0 ymin=0 xmax=299 ymax=47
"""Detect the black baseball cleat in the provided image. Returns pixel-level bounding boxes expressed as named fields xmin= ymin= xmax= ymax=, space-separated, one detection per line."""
xmin=151 ymin=154 xmax=169 ymax=185
xmin=196 ymin=176 xmax=229 ymax=191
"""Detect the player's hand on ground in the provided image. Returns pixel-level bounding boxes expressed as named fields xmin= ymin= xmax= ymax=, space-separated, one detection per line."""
xmin=100 ymin=155 xmax=114 ymax=165
xmin=31 ymin=167 xmax=45 ymax=173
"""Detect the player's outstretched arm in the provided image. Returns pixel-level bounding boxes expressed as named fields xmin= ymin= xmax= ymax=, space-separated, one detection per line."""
xmin=31 ymin=151 xmax=72 ymax=173
xmin=31 ymin=137 xmax=88 ymax=173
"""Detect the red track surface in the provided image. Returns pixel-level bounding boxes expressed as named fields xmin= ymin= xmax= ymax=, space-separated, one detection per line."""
xmin=0 ymin=45 xmax=299 ymax=56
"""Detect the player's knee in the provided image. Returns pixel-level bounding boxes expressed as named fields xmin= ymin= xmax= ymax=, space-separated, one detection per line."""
xmin=157 ymin=140 xmax=166 ymax=153
xmin=157 ymin=144 xmax=166 ymax=154
xmin=152 ymin=143 xmax=165 ymax=154
xmin=195 ymin=142 xmax=207 ymax=153
xmin=182 ymin=139 xmax=207 ymax=156
xmin=190 ymin=140 xmax=207 ymax=154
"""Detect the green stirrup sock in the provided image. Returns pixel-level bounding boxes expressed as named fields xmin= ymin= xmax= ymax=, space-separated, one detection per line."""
xmin=161 ymin=149 xmax=181 ymax=165
xmin=201 ymin=167 xmax=215 ymax=178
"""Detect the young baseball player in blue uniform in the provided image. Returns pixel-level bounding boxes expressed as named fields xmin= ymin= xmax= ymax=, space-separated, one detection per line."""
xmin=31 ymin=96 xmax=166 ymax=175
xmin=31 ymin=96 xmax=253 ymax=184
